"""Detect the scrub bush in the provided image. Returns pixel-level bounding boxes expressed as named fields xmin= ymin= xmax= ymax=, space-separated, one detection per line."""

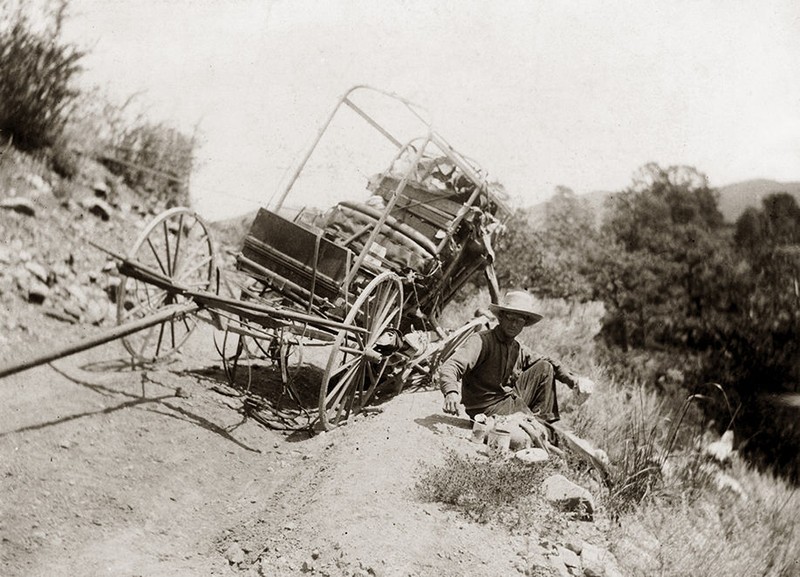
xmin=103 ymin=120 xmax=197 ymax=207
xmin=416 ymin=450 xmax=561 ymax=527
xmin=0 ymin=5 xmax=84 ymax=151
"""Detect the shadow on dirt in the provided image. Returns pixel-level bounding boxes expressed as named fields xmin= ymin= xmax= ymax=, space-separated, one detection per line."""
xmin=189 ymin=362 xmax=323 ymax=411
xmin=0 ymin=359 xmax=263 ymax=453
xmin=186 ymin=362 xmax=324 ymax=436
xmin=142 ymin=400 xmax=262 ymax=453
xmin=0 ymin=393 xmax=175 ymax=437
xmin=414 ymin=413 xmax=472 ymax=433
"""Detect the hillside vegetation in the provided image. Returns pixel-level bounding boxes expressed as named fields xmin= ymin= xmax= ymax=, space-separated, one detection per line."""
xmin=495 ymin=163 xmax=800 ymax=484
xmin=0 ymin=1 xmax=195 ymax=209
xmin=1 ymin=3 xmax=797 ymax=576
xmin=440 ymin=292 xmax=798 ymax=577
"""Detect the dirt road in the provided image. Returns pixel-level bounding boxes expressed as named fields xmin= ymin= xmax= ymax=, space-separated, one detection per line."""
xmin=0 ymin=326 xmax=542 ymax=577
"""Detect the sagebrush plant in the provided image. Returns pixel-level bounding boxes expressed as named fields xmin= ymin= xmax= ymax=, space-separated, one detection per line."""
xmin=106 ymin=119 xmax=197 ymax=207
xmin=0 ymin=3 xmax=84 ymax=151
xmin=416 ymin=450 xmax=562 ymax=527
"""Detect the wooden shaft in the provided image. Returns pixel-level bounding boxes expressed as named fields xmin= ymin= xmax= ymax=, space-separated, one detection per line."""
xmin=184 ymin=290 xmax=368 ymax=335
xmin=0 ymin=303 xmax=198 ymax=379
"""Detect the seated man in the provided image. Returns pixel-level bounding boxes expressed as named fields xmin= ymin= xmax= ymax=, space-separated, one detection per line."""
xmin=438 ymin=290 xmax=594 ymax=422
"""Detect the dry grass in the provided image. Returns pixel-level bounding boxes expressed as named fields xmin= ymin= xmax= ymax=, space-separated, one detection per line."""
xmin=614 ymin=466 xmax=798 ymax=577
xmin=0 ymin=6 xmax=83 ymax=151
xmin=439 ymin=291 xmax=799 ymax=576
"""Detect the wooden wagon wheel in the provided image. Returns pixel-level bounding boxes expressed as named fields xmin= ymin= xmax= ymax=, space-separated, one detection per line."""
xmin=319 ymin=271 xmax=403 ymax=430
xmin=117 ymin=207 xmax=216 ymax=363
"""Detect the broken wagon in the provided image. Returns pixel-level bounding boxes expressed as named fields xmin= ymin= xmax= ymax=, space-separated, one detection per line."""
xmin=0 ymin=85 xmax=513 ymax=430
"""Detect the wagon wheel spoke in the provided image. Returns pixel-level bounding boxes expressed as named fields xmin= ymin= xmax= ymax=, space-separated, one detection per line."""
xmin=326 ymin=354 xmax=362 ymax=383
xmin=341 ymin=365 xmax=364 ymax=421
xmin=138 ymin=321 xmax=166 ymax=358
xmin=326 ymin=361 xmax=363 ymax=415
xmin=361 ymin=357 xmax=389 ymax=407
xmin=174 ymin=255 xmax=214 ymax=283
xmin=117 ymin=207 xmax=216 ymax=363
xmin=365 ymin=281 xmax=392 ymax=330
xmin=146 ymin=237 xmax=169 ymax=276
xmin=170 ymin=213 xmax=184 ymax=276
xmin=323 ymin=350 xmax=364 ymax=408
xmin=123 ymin=289 xmax=169 ymax=319
xmin=319 ymin=272 xmax=403 ymax=429
xmin=162 ymin=221 xmax=173 ymax=277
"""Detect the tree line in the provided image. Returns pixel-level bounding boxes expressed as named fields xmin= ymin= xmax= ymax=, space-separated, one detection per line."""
xmin=494 ymin=163 xmax=800 ymax=482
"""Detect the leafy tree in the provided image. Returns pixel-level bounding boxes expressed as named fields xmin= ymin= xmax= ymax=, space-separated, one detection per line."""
xmin=588 ymin=169 xmax=800 ymax=480
xmin=735 ymin=192 xmax=800 ymax=255
xmin=590 ymin=164 xmax=728 ymax=349
xmin=722 ymin=193 xmax=800 ymax=391
xmin=495 ymin=186 xmax=598 ymax=300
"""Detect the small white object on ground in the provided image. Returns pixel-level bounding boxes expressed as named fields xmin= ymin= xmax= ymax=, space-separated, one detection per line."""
xmin=514 ymin=448 xmax=549 ymax=464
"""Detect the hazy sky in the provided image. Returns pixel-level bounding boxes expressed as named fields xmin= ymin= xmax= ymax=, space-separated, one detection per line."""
xmin=60 ymin=0 xmax=800 ymax=219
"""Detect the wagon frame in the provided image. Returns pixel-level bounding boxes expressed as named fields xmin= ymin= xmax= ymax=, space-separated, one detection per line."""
xmin=0 ymin=85 xmax=513 ymax=431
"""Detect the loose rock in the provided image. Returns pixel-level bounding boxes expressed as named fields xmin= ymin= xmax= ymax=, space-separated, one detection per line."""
xmin=92 ymin=180 xmax=110 ymax=197
xmin=0 ymin=246 xmax=13 ymax=264
xmin=555 ymin=546 xmax=581 ymax=568
xmin=0 ymin=196 xmax=36 ymax=216
xmin=24 ymin=173 xmax=51 ymax=195
xmin=28 ymin=280 xmax=50 ymax=304
xmin=542 ymin=474 xmax=595 ymax=520
xmin=224 ymin=542 xmax=246 ymax=565
xmin=84 ymin=299 xmax=107 ymax=325
xmin=80 ymin=197 xmax=113 ymax=221
xmin=580 ymin=543 xmax=623 ymax=577
xmin=25 ymin=261 xmax=49 ymax=283
xmin=515 ymin=448 xmax=549 ymax=464
xmin=65 ymin=284 xmax=88 ymax=306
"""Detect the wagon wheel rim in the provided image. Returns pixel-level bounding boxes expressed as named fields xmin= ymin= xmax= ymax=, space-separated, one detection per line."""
xmin=319 ymin=272 xmax=403 ymax=430
xmin=117 ymin=207 xmax=216 ymax=363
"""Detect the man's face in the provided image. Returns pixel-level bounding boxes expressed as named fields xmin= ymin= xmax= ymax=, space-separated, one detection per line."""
xmin=497 ymin=311 xmax=527 ymax=340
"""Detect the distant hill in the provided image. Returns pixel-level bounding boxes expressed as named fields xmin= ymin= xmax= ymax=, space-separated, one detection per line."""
xmin=522 ymin=180 xmax=800 ymax=228
xmin=716 ymin=179 xmax=800 ymax=223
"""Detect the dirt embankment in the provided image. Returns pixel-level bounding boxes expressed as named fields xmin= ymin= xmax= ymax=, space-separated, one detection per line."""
xmin=1 ymin=155 xmax=617 ymax=577
xmin=0 ymin=325 xmax=614 ymax=577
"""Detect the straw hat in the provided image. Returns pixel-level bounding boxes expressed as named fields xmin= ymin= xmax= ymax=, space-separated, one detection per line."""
xmin=488 ymin=290 xmax=543 ymax=326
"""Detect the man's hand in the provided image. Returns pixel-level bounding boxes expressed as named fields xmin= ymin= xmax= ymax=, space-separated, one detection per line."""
xmin=574 ymin=376 xmax=595 ymax=403
xmin=443 ymin=391 xmax=461 ymax=415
